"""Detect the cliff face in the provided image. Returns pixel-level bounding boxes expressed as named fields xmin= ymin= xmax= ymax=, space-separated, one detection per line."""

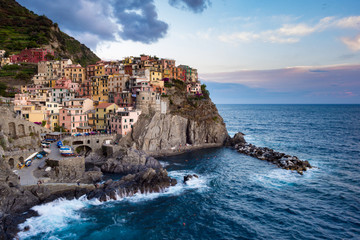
xmin=121 ymin=87 xmax=229 ymax=155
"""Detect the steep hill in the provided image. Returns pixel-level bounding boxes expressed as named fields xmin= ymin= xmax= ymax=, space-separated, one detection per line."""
xmin=0 ymin=0 xmax=100 ymax=67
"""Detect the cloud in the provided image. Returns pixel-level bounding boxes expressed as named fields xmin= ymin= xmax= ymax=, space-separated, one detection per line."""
xmin=17 ymin=0 xmax=169 ymax=48
xmin=341 ymin=35 xmax=360 ymax=51
xmin=168 ymin=0 xmax=211 ymax=13
xmin=200 ymin=64 xmax=360 ymax=93
xmin=336 ymin=16 xmax=360 ymax=28
xmin=218 ymin=15 xmax=360 ymax=45
xmin=113 ymin=0 xmax=168 ymax=44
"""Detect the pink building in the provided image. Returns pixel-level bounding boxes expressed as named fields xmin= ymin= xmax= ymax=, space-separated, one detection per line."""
xmin=55 ymin=78 xmax=79 ymax=91
xmin=77 ymin=80 xmax=92 ymax=98
xmin=14 ymin=93 xmax=30 ymax=106
xmin=187 ymin=82 xmax=202 ymax=95
xmin=109 ymin=92 xmax=134 ymax=107
xmin=132 ymin=81 xmax=151 ymax=95
xmin=105 ymin=65 xmax=119 ymax=75
xmin=160 ymin=58 xmax=175 ymax=69
xmin=10 ymin=48 xmax=54 ymax=63
xmin=59 ymin=107 xmax=89 ymax=133
xmin=108 ymin=109 xmax=141 ymax=136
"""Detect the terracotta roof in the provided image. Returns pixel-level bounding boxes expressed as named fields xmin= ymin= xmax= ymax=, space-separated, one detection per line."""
xmin=96 ymin=103 xmax=116 ymax=109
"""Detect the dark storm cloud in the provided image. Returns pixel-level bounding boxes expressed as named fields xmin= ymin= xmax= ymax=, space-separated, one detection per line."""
xmin=168 ymin=0 xmax=211 ymax=13
xmin=16 ymin=0 xmax=168 ymax=47
xmin=113 ymin=0 xmax=168 ymax=43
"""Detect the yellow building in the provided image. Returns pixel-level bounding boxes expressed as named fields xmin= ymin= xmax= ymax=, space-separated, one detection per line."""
xmin=87 ymin=110 xmax=96 ymax=129
xmin=91 ymin=76 xmax=108 ymax=103
xmin=163 ymin=68 xmax=171 ymax=79
xmin=50 ymin=79 xmax=57 ymax=88
xmin=150 ymin=69 xmax=164 ymax=88
xmin=123 ymin=57 xmax=133 ymax=65
xmin=94 ymin=103 xmax=118 ymax=130
xmin=28 ymin=106 xmax=47 ymax=123
xmin=95 ymin=64 xmax=105 ymax=76
xmin=48 ymin=113 xmax=59 ymax=131
xmin=14 ymin=105 xmax=35 ymax=120
xmin=64 ymin=64 xmax=86 ymax=83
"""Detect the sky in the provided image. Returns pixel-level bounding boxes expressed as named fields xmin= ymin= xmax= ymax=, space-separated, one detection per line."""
xmin=17 ymin=0 xmax=360 ymax=104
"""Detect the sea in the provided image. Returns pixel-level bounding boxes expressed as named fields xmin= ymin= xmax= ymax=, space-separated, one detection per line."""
xmin=17 ymin=104 xmax=360 ymax=240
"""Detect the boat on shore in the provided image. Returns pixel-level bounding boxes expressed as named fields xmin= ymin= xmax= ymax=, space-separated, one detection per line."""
xmin=59 ymin=146 xmax=75 ymax=157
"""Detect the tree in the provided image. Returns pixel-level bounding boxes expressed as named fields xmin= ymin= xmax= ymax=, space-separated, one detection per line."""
xmin=45 ymin=53 xmax=54 ymax=60
xmin=54 ymin=125 xmax=66 ymax=132
xmin=41 ymin=120 xmax=46 ymax=127
xmin=201 ymin=84 xmax=210 ymax=99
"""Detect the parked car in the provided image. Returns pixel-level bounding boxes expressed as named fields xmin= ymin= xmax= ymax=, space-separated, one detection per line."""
xmin=74 ymin=133 xmax=82 ymax=137
xmin=44 ymin=138 xmax=56 ymax=142
xmin=41 ymin=142 xmax=51 ymax=148
xmin=84 ymin=132 xmax=90 ymax=136
xmin=90 ymin=131 xmax=97 ymax=135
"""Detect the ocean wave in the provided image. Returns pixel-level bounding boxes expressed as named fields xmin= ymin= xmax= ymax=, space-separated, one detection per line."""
xmin=250 ymin=168 xmax=314 ymax=188
xmin=17 ymin=170 xmax=207 ymax=239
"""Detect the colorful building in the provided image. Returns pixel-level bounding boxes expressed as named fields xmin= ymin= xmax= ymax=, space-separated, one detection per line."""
xmin=91 ymin=76 xmax=108 ymax=103
xmin=64 ymin=64 xmax=86 ymax=83
xmin=59 ymin=107 xmax=89 ymax=133
xmin=10 ymin=48 xmax=54 ymax=63
xmin=94 ymin=103 xmax=119 ymax=130
xmin=108 ymin=109 xmax=141 ymax=135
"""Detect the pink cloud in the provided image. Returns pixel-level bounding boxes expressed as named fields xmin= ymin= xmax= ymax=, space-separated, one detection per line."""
xmin=200 ymin=64 xmax=360 ymax=93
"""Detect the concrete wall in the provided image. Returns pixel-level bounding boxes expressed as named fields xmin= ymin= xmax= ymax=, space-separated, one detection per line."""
xmin=0 ymin=107 xmax=51 ymax=169
xmin=47 ymin=157 xmax=85 ymax=182
xmin=0 ymin=107 xmax=51 ymax=138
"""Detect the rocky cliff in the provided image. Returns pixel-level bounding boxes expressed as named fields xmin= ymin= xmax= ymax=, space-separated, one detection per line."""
xmin=120 ymin=84 xmax=229 ymax=156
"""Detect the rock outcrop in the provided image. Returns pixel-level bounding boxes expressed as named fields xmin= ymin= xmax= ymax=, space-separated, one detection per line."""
xmin=120 ymin=96 xmax=229 ymax=155
xmin=87 ymin=168 xmax=177 ymax=202
xmin=101 ymin=148 xmax=162 ymax=174
xmin=229 ymin=132 xmax=312 ymax=174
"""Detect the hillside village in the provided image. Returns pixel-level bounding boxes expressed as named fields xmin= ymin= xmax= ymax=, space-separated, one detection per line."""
xmin=0 ymin=48 xmax=204 ymax=136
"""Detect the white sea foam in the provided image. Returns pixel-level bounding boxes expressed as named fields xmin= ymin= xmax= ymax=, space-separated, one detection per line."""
xmin=251 ymin=168 xmax=314 ymax=188
xmin=159 ymin=161 xmax=169 ymax=167
xmin=17 ymin=170 xmax=207 ymax=239
xmin=17 ymin=196 xmax=98 ymax=239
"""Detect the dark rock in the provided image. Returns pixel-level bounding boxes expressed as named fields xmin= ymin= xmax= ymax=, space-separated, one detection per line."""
xmin=226 ymin=132 xmax=246 ymax=147
xmin=233 ymin=138 xmax=312 ymax=174
xmin=183 ymin=174 xmax=193 ymax=183
xmin=101 ymin=148 xmax=162 ymax=174
xmin=87 ymin=168 xmax=176 ymax=202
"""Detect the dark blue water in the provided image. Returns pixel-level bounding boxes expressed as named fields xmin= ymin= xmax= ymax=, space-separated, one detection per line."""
xmin=19 ymin=105 xmax=360 ymax=240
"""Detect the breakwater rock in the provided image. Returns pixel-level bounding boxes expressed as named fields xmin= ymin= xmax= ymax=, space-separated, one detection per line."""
xmin=230 ymin=132 xmax=312 ymax=174
xmin=87 ymin=168 xmax=177 ymax=202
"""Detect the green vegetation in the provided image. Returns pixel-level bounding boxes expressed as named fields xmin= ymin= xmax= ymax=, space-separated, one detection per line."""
xmin=201 ymin=84 xmax=210 ymax=99
xmin=0 ymin=82 xmax=15 ymax=97
xmin=41 ymin=120 xmax=46 ymax=127
xmin=0 ymin=138 xmax=6 ymax=149
xmin=0 ymin=0 xmax=100 ymax=67
xmin=54 ymin=125 xmax=66 ymax=133
xmin=0 ymin=63 xmax=36 ymax=86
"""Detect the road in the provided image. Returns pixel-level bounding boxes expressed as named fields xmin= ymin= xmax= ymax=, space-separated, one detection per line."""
xmin=18 ymin=155 xmax=44 ymax=186
xmin=48 ymin=140 xmax=63 ymax=160
xmin=18 ymin=141 xmax=63 ymax=186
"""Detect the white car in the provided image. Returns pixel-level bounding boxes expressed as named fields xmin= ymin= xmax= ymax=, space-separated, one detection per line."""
xmin=41 ymin=142 xmax=51 ymax=148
